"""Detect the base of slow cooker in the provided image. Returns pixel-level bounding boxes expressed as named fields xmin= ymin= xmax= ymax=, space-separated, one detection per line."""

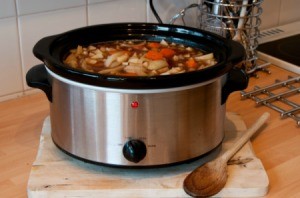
xmin=52 ymin=138 xmax=223 ymax=169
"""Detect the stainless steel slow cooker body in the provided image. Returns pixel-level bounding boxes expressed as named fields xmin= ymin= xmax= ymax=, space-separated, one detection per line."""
xmin=50 ymin=68 xmax=225 ymax=166
xmin=26 ymin=23 xmax=248 ymax=167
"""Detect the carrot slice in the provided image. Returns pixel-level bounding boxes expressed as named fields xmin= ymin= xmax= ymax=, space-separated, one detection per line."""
xmin=186 ymin=57 xmax=197 ymax=68
xmin=160 ymin=48 xmax=175 ymax=58
xmin=145 ymin=50 xmax=164 ymax=60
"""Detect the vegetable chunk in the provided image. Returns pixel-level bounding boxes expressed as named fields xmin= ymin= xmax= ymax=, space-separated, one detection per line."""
xmin=64 ymin=40 xmax=217 ymax=76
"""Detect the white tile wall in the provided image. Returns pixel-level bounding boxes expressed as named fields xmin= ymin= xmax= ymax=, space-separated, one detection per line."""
xmin=0 ymin=0 xmax=299 ymax=102
xmin=147 ymin=0 xmax=200 ymax=27
xmin=0 ymin=0 xmax=16 ymax=18
xmin=16 ymin=0 xmax=86 ymax=15
xmin=278 ymin=0 xmax=300 ymax=25
xmin=260 ymin=0 xmax=281 ymax=29
xmin=18 ymin=6 xmax=87 ymax=90
xmin=88 ymin=0 xmax=147 ymax=25
xmin=260 ymin=0 xmax=300 ymax=30
xmin=0 ymin=17 xmax=23 ymax=98
xmin=88 ymin=0 xmax=114 ymax=3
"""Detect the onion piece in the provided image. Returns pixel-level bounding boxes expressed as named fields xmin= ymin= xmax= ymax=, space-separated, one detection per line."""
xmin=64 ymin=54 xmax=78 ymax=68
xmin=76 ymin=45 xmax=83 ymax=55
xmin=148 ymin=60 xmax=169 ymax=70
xmin=120 ymin=41 xmax=146 ymax=48
xmin=124 ymin=65 xmax=147 ymax=76
xmin=105 ymin=51 xmax=126 ymax=67
xmin=99 ymin=65 xmax=124 ymax=74
xmin=90 ymin=49 xmax=103 ymax=59
xmin=117 ymin=53 xmax=129 ymax=63
xmin=110 ymin=61 xmax=122 ymax=67
xmin=128 ymin=57 xmax=139 ymax=64
xmin=160 ymin=39 xmax=168 ymax=46
xmin=194 ymin=53 xmax=214 ymax=61
xmin=186 ymin=47 xmax=194 ymax=51
xmin=161 ymin=67 xmax=184 ymax=75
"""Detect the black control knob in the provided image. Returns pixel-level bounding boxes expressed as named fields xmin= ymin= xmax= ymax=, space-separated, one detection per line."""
xmin=122 ymin=139 xmax=147 ymax=163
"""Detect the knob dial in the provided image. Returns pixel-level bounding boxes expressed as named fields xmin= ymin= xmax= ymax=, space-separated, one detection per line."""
xmin=122 ymin=139 xmax=147 ymax=163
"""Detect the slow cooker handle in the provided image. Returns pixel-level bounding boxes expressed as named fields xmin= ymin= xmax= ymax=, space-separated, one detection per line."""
xmin=227 ymin=40 xmax=246 ymax=65
xmin=221 ymin=67 xmax=248 ymax=104
xmin=26 ymin=64 xmax=52 ymax=102
xmin=33 ymin=35 xmax=58 ymax=62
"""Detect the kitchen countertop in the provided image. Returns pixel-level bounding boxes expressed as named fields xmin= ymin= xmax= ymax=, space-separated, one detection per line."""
xmin=227 ymin=65 xmax=300 ymax=197
xmin=0 ymin=64 xmax=299 ymax=197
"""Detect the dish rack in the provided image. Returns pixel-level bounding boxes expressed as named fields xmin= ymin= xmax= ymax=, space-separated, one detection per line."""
xmin=168 ymin=0 xmax=267 ymax=75
xmin=241 ymin=76 xmax=300 ymax=126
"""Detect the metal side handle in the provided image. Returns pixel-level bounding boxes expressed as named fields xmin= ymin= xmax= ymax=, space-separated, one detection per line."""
xmin=26 ymin=64 xmax=52 ymax=102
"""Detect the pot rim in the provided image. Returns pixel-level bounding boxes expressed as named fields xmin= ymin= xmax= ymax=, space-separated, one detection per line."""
xmin=33 ymin=22 xmax=245 ymax=89
xmin=46 ymin=66 xmax=223 ymax=94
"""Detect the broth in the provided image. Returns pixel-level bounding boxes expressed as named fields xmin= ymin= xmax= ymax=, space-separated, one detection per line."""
xmin=63 ymin=40 xmax=217 ymax=76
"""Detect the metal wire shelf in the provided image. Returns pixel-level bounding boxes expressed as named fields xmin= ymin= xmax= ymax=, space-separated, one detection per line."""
xmin=198 ymin=0 xmax=264 ymax=74
xmin=168 ymin=0 xmax=266 ymax=75
xmin=241 ymin=76 xmax=300 ymax=126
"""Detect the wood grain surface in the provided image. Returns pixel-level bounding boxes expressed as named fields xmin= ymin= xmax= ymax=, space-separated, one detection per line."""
xmin=27 ymin=113 xmax=269 ymax=198
xmin=0 ymin=65 xmax=300 ymax=197
xmin=227 ymin=66 xmax=300 ymax=197
xmin=0 ymin=93 xmax=49 ymax=198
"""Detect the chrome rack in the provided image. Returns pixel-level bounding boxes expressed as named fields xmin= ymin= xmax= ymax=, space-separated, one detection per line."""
xmin=241 ymin=76 xmax=300 ymax=126
xmin=150 ymin=0 xmax=268 ymax=76
xmin=197 ymin=0 xmax=265 ymax=75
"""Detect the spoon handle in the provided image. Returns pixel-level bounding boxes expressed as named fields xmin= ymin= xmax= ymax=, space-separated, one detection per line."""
xmin=222 ymin=112 xmax=270 ymax=162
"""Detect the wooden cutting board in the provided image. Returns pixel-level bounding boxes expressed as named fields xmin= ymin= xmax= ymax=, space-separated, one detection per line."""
xmin=27 ymin=112 xmax=269 ymax=197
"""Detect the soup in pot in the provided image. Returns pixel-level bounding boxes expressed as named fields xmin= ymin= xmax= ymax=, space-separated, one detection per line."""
xmin=63 ymin=40 xmax=217 ymax=76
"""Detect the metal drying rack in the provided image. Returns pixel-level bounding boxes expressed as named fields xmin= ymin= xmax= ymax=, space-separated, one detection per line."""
xmin=241 ymin=76 xmax=300 ymax=126
xmin=167 ymin=0 xmax=268 ymax=76
xmin=198 ymin=0 xmax=269 ymax=76
xmin=150 ymin=1 xmax=300 ymax=125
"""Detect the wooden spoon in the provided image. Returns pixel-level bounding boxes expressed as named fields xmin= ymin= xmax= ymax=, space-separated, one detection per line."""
xmin=183 ymin=112 xmax=270 ymax=197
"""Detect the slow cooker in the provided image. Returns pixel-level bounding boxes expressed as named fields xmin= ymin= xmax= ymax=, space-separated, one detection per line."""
xmin=26 ymin=23 xmax=248 ymax=167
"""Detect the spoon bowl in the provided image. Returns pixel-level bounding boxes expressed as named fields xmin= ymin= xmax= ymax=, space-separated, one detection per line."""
xmin=183 ymin=112 xmax=270 ymax=197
